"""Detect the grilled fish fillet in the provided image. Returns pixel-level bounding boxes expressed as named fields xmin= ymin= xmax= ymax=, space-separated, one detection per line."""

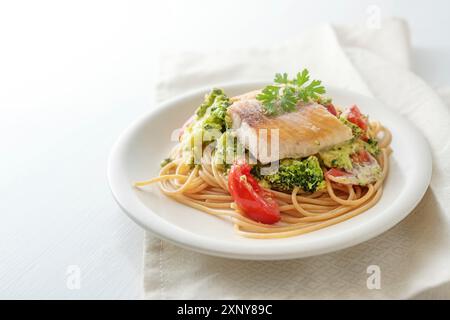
xmin=228 ymin=92 xmax=353 ymax=163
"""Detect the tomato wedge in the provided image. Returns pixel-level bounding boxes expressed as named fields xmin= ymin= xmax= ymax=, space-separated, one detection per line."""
xmin=351 ymin=150 xmax=371 ymax=164
xmin=325 ymin=103 xmax=338 ymax=116
xmin=228 ymin=163 xmax=280 ymax=224
xmin=326 ymin=168 xmax=350 ymax=178
xmin=347 ymin=105 xmax=368 ymax=130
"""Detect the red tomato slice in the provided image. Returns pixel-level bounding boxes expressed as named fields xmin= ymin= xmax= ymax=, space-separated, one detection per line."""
xmin=351 ymin=150 xmax=371 ymax=164
xmin=326 ymin=168 xmax=350 ymax=177
xmin=360 ymin=134 xmax=369 ymax=142
xmin=228 ymin=163 xmax=280 ymax=224
xmin=325 ymin=103 xmax=338 ymax=116
xmin=347 ymin=105 xmax=368 ymax=131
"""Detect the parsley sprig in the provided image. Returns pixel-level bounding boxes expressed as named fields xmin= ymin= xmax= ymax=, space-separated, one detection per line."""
xmin=256 ymin=69 xmax=326 ymax=116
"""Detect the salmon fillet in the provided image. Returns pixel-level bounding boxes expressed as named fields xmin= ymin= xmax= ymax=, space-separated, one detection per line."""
xmin=228 ymin=93 xmax=353 ymax=163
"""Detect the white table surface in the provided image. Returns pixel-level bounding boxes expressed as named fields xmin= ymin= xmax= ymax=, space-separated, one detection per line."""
xmin=1 ymin=0 xmax=449 ymax=299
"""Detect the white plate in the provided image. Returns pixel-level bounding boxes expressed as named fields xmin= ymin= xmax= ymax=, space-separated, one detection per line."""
xmin=108 ymin=82 xmax=432 ymax=260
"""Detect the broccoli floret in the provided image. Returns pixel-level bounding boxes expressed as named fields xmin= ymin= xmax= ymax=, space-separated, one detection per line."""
xmin=193 ymin=88 xmax=231 ymax=133
xmin=363 ymin=138 xmax=380 ymax=156
xmin=181 ymin=88 xmax=231 ymax=164
xmin=196 ymin=88 xmax=228 ymax=118
xmin=319 ymin=141 xmax=359 ymax=170
xmin=253 ymin=156 xmax=325 ymax=193
xmin=340 ymin=117 xmax=363 ymax=139
xmin=202 ymin=95 xmax=230 ymax=132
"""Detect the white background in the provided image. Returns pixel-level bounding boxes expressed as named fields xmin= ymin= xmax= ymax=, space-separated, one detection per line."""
xmin=1 ymin=0 xmax=449 ymax=299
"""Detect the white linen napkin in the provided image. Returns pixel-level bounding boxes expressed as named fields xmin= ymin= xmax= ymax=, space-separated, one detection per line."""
xmin=144 ymin=18 xmax=450 ymax=299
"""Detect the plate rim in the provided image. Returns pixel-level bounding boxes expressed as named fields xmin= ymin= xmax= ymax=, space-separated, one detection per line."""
xmin=107 ymin=81 xmax=432 ymax=260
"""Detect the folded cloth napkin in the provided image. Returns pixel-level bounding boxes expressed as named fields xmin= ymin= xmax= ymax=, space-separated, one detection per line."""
xmin=144 ymin=18 xmax=450 ymax=299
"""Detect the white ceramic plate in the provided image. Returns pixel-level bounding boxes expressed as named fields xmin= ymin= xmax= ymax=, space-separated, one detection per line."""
xmin=108 ymin=82 xmax=432 ymax=260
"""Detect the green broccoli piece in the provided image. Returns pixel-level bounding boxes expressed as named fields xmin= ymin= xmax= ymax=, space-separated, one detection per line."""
xmin=363 ymin=138 xmax=380 ymax=156
xmin=195 ymin=88 xmax=228 ymax=118
xmin=319 ymin=143 xmax=355 ymax=170
xmin=340 ymin=117 xmax=363 ymax=139
xmin=181 ymin=88 xmax=231 ymax=165
xmin=253 ymin=156 xmax=325 ymax=193
xmin=202 ymin=95 xmax=230 ymax=132
xmin=194 ymin=88 xmax=231 ymax=132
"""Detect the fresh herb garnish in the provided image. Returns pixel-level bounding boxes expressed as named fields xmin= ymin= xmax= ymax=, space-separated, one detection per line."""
xmin=256 ymin=69 xmax=326 ymax=116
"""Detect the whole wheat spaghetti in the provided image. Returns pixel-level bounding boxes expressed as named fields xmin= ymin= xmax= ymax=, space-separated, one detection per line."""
xmin=134 ymin=121 xmax=392 ymax=239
